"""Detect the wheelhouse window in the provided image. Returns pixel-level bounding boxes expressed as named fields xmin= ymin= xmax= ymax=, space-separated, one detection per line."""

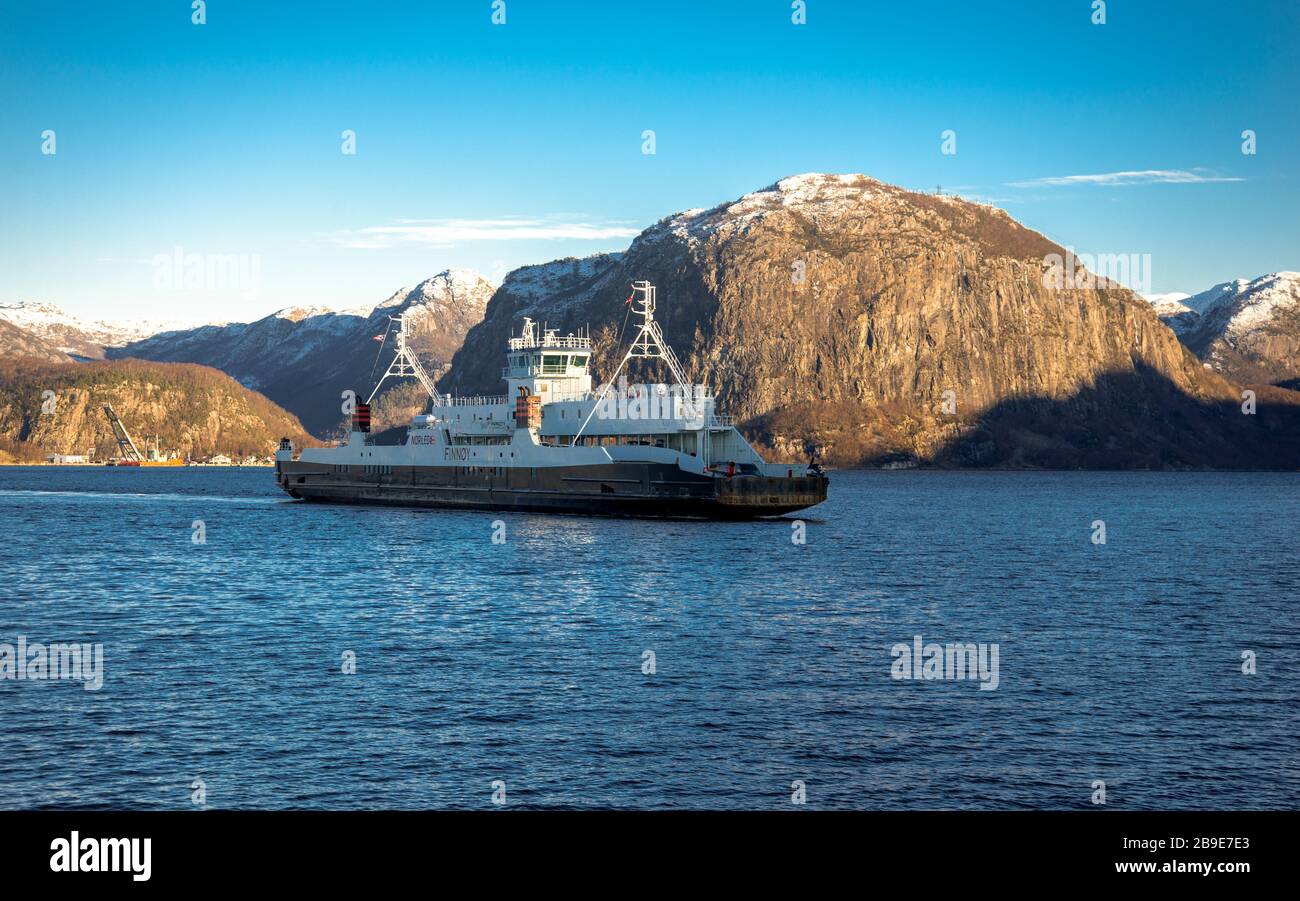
xmin=542 ymin=354 xmax=567 ymax=375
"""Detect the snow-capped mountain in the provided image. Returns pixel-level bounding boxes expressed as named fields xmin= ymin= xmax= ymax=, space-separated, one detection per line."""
xmin=1142 ymin=292 xmax=1199 ymax=335
xmin=1147 ymin=273 xmax=1300 ymax=386
xmin=1185 ymin=272 xmax=1299 ymax=328
xmin=1143 ymin=292 xmax=1192 ymax=306
xmin=111 ymin=269 xmax=497 ymax=435
xmin=0 ymin=301 xmax=186 ymax=359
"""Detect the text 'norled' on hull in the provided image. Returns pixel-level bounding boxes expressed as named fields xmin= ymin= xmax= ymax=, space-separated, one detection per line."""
xmin=275 ymin=281 xmax=828 ymax=518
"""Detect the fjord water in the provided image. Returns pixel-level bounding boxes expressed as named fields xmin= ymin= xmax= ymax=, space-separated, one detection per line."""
xmin=1 ymin=467 xmax=1297 ymax=810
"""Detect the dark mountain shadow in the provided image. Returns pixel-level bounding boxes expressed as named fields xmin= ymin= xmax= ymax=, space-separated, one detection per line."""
xmin=918 ymin=362 xmax=1300 ymax=469
xmin=747 ymin=361 xmax=1300 ymax=469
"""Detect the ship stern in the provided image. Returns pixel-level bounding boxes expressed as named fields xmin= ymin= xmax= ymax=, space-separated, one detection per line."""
xmin=710 ymin=470 xmax=829 ymax=517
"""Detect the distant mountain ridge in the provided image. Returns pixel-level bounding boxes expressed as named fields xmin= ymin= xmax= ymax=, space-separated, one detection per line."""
xmin=0 ymin=318 xmax=72 ymax=363
xmin=0 ymin=301 xmax=182 ymax=360
xmin=109 ymin=269 xmax=496 ymax=436
xmin=1146 ymin=272 xmax=1300 ymax=387
xmin=1144 ymin=292 xmax=1199 ymax=336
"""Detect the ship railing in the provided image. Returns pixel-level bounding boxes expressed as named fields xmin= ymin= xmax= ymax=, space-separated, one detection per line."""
xmin=507 ymin=335 xmax=592 ymax=350
xmin=546 ymin=390 xmax=598 ymax=403
xmin=761 ymin=462 xmax=814 ymax=477
xmin=707 ymin=414 xmax=735 ymax=428
xmin=535 ymin=390 xmax=726 ymax=414
xmin=445 ymin=395 xmax=508 ymax=407
xmin=503 ymin=364 xmax=586 ymax=377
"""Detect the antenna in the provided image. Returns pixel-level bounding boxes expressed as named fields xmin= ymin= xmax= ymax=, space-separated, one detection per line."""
xmin=623 ymin=281 xmax=691 ymax=386
xmin=571 ymin=280 xmax=699 ymax=445
xmin=367 ymin=314 xmax=442 ymax=405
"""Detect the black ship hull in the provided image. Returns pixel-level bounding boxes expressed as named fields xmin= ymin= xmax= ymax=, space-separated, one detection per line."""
xmin=276 ymin=459 xmax=827 ymax=519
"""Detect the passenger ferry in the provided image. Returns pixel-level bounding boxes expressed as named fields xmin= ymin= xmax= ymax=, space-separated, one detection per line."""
xmin=275 ymin=281 xmax=828 ymax=518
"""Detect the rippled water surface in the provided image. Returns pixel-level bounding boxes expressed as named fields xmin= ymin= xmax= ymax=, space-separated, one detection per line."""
xmin=1 ymin=466 xmax=1297 ymax=809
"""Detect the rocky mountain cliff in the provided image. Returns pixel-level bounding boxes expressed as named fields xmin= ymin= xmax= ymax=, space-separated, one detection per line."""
xmin=111 ymin=269 xmax=495 ymax=436
xmin=0 ymin=357 xmax=313 ymax=463
xmin=1149 ymin=273 xmax=1300 ymax=389
xmin=442 ymin=173 xmax=1300 ymax=468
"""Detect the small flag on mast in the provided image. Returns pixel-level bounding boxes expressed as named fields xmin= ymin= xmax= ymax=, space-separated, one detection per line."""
xmin=372 ymin=333 xmax=385 ymax=342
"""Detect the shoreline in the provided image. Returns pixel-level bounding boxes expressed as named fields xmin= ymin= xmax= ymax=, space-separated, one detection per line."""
xmin=0 ymin=463 xmax=276 ymax=468
xmin=0 ymin=462 xmax=1294 ymax=473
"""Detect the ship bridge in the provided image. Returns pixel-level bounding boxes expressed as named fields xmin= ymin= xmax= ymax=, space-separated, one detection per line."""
xmin=503 ymin=318 xmax=593 ymax=404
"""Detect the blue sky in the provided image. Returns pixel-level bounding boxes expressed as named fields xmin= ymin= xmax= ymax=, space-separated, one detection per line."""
xmin=2 ymin=0 xmax=1296 ymax=324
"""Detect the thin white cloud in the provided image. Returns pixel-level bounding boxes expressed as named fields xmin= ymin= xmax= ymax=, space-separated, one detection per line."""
xmin=1008 ymin=169 xmax=1244 ymax=188
xmin=326 ymin=217 xmax=641 ymax=249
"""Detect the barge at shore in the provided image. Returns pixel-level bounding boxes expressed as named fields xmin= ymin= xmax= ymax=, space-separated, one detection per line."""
xmin=275 ymin=281 xmax=827 ymax=518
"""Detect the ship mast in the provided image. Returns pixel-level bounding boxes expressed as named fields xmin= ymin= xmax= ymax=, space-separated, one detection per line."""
xmin=367 ymin=314 xmax=443 ymax=405
xmin=572 ymin=280 xmax=698 ymax=445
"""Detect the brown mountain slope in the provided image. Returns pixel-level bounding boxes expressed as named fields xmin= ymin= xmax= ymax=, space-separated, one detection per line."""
xmin=0 ymin=319 xmax=72 ymax=363
xmin=441 ymin=173 xmax=1300 ymax=468
xmin=0 ymin=357 xmax=314 ymax=462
